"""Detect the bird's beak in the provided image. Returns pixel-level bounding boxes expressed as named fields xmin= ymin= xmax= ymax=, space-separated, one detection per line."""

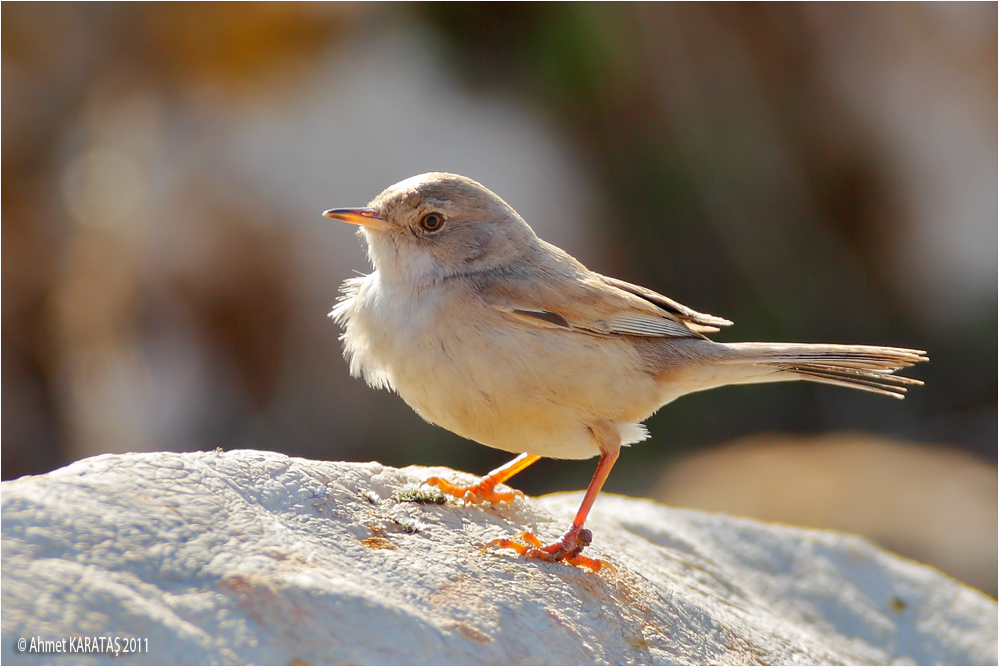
xmin=322 ymin=207 xmax=393 ymax=232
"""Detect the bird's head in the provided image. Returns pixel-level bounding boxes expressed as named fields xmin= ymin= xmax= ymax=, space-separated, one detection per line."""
xmin=324 ymin=173 xmax=539 ymax=284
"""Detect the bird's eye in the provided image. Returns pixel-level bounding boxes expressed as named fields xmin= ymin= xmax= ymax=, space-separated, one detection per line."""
xmin=419 ymin=212 xmax=445 ymax=232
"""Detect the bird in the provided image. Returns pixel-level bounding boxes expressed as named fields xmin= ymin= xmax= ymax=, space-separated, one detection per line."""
xmin=323 ymin=172 xmax=927 ymax=572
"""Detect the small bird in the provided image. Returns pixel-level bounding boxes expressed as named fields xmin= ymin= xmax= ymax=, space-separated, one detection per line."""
xmin=324 ymin=172 xmax=927 ymax=572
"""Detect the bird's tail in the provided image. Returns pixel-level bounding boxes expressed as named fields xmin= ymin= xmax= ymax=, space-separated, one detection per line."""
xmin=719 ymin=342 xmax=928 ymax=399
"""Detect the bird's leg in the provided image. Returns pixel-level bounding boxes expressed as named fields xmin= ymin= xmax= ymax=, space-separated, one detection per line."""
xmin=425 ymin=452 xmax=541 ymax=504
xmin=488 ymin=423 xmax=621 ymax=572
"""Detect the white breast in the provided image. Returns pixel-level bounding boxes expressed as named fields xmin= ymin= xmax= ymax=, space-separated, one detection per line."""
xmin=331 ymin=273 xmax=435 ymax=392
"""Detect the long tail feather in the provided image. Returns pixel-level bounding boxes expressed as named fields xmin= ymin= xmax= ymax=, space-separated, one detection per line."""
xmin=722 ymin=343 xmax=928 ymax=399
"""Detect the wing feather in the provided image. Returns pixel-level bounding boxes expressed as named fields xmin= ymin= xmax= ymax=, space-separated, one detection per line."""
xmin=605 ymin=313 xmax=695 ymax=337
xmin=597 ymin=274 xmax=733 ymax=331
xmin=477 ymin=269 xmax=728 ymax=340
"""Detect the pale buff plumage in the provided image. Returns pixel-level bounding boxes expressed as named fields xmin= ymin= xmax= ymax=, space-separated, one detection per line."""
xmin=328 ymin=172 xmax=926 ymax=461
xmin=324 ymin=172 xmax=927 ymax=569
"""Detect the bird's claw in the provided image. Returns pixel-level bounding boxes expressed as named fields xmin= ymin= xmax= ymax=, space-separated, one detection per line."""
xmin=424 ymin=476 xmax=523 ymax=505
xmin=486 ymin=529 xmax=616 ymax=574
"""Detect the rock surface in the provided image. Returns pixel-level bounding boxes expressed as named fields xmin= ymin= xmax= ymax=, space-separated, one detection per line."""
xmin=2 ymin=450 xmax=996 ymax=665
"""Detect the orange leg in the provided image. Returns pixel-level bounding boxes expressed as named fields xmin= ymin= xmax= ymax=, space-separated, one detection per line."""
xmin=425 ymin=452 xmax=541 ymax=504
xmin=487 ymin=446 xmax=620 ymax=573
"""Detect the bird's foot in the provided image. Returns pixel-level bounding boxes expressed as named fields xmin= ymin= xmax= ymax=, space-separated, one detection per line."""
xmin=424 ymin=476 xmax=523 ymax=505
xmin=486 ymin=528 xmax=615 ymax=573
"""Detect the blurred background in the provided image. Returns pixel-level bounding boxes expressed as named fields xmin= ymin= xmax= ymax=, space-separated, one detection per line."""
xmin=2 ymin=4 xmax=995 ymax=595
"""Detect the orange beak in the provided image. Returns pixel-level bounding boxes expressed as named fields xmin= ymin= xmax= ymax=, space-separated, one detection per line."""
xmin=322 ymin=207 xmax=393 ymax=232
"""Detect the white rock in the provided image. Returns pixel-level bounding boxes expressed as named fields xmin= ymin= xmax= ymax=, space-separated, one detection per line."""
xmin=2 ymin=450 xmax=995 ymax=665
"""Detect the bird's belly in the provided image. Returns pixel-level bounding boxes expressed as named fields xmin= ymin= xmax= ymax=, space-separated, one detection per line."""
xmin=343 ymin=281 xmax=664 ymax=459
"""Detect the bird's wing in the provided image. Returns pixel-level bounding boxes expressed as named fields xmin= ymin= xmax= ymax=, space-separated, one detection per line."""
xmin=477 ymin=272 xmax=729 ymax=339
xmin=595 ymin=274 xmax=733 ymax=333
